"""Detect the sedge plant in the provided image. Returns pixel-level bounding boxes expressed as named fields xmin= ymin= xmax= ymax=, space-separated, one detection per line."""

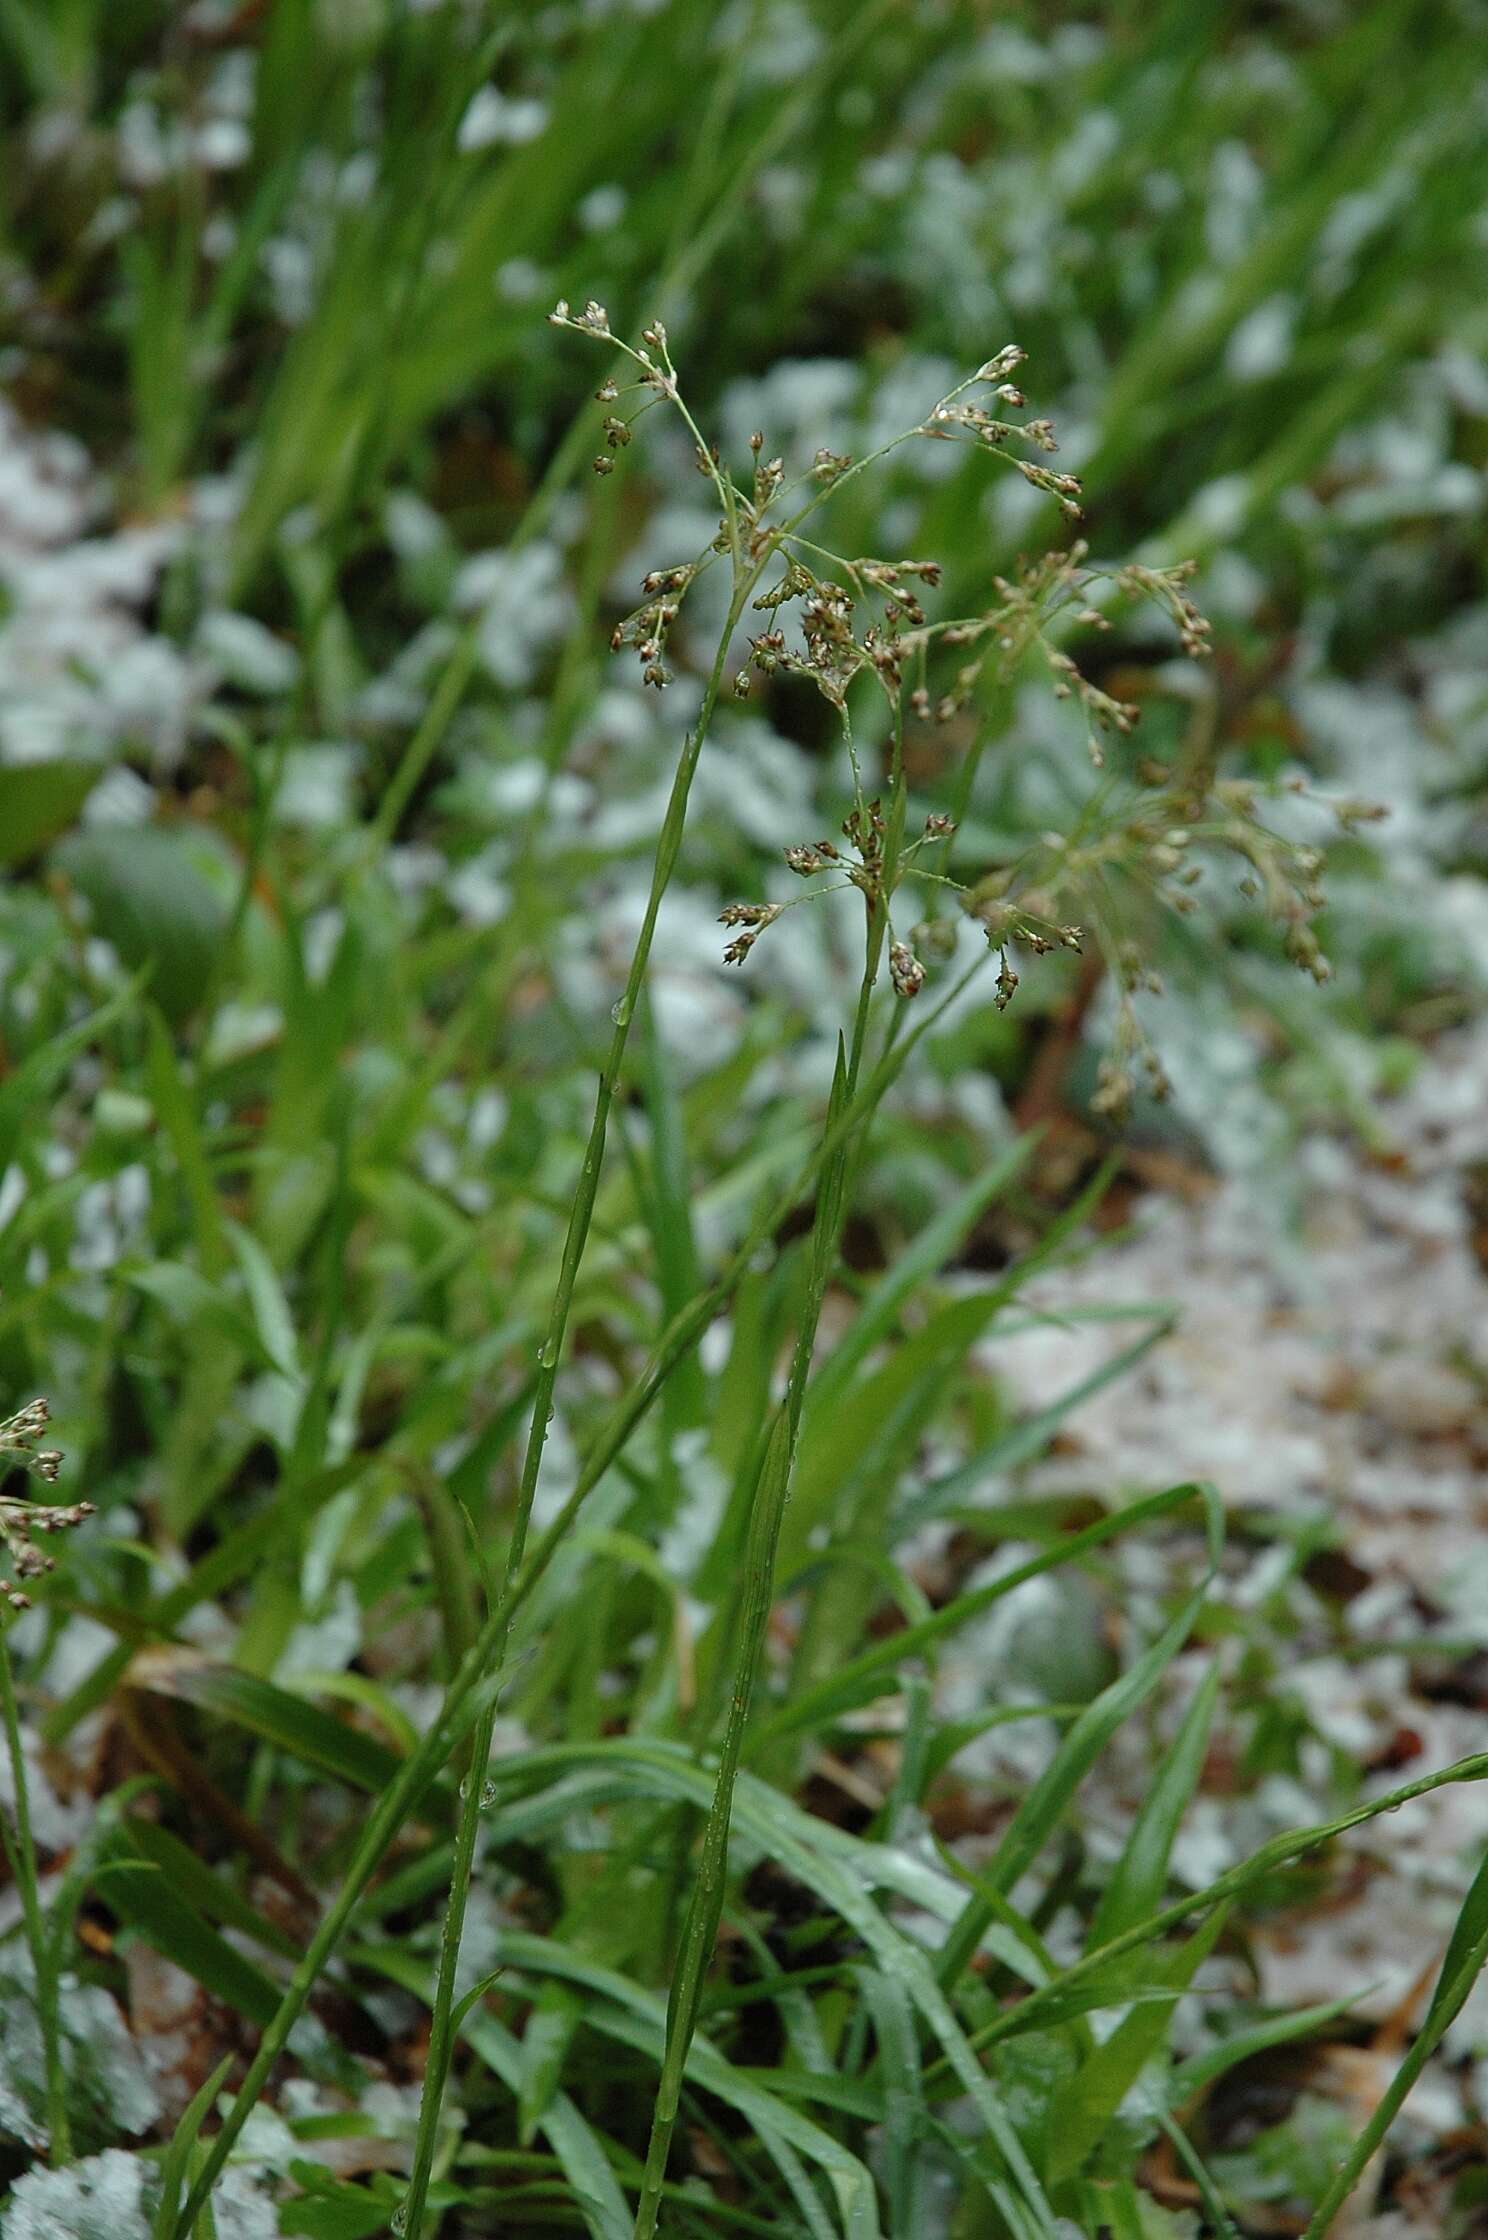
xmin=175 ymin=309 xmax=1364 ymax=2239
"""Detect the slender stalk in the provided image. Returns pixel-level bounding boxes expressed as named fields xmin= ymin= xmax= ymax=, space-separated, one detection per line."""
xmin=630 ymin=1136 xmax=854 ymax=2235
xmin=180 ymin=593 xmax=760 ymax=2222
xmin=397 ymin=546 xmax=755 ymax=2232
xmin=630 ymin=715 xmax=907 ymax=2240
xmin=499 ymin=943 xmax=989 ymax=1623
xmin=0 ymin=1630 xmax=69 ymax=2164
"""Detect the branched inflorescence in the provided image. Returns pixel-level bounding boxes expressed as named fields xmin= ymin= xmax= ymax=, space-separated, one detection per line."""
xmin=178 ymin=299 xmax=1384 ymax=2240
xmin=0 ymin=1398 xmax=93 ymax=1612
xmin=551 ymin=307 xmax=1375 ymax=1117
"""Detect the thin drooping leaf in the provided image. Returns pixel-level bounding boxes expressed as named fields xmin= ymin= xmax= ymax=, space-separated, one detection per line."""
xmin=478 ymin=1742 xmax=1060 ymax=2234
xmin=854 ymin=1967 xmax=921 ymax=2236
xmin=0 ymin=982 xmax=141 ymax=1170
xmin=225 ymin=1218 xmax=305 ymax=1389
xmin=801 ymin=1136 xmax=1034 ymax=1424
xmin=100 ymin=1833 xmax=282 ymax=2027
xmin=464 ymin=2012 xmax=632 ymax=2240
xmin=122 ymin=1817 xmax=300 ymax=1959
xmin=143 ymin=1660 xmax=419 ymax=1798
xmin=937 ymin=1750 xmax=1488 ymax=2079
xmin=446 ymin=1931 xmax=877 ymax=2240
xmin=894 ymin=1310 xmax=1175 ymax=1535
xmin=145 ymin=1008 xmax=228 ymax=1274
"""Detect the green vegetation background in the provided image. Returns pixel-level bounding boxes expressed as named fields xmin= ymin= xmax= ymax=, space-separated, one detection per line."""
xmin=1 ymin=3 xmax=1487 ymax=2236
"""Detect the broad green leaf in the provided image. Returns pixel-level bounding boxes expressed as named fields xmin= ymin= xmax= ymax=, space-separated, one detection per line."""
xmin=145 ymin=1008 xmax=228 ymax=1273
xmin=0 ymin=982 xmax=140 ymax=1172
xmin=516 ymin=1981 xmax=584 ymax=2146
xmin=100 ymin=1833 xmax=282 ymax=2026
xmin=127 ymin=1263 xmax=261 ymax=1363
xmin=278 ymin=2170 xmax=412 ymax=2240
xmin=123 ymin=1818 xmax=299 ymax=1959
xmin=226 ymin=1217 xmax=305 ymax=1386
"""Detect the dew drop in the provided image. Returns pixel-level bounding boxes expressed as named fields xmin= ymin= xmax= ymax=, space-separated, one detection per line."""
xmin=538 ymin=1337 xmax=559 ymax=1368
xmin=391 ymin=2203 xmax=408 ymax=2236
xmin=611 ymin=997 xmax=631 ymax=1026
xmin=480 ymin=1779 xmax=499 ymax=1807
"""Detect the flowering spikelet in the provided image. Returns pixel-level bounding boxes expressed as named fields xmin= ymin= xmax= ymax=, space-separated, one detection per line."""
xmin=718 ymin=902 xmax=783 ymax=966
xmin=0 ymin=1396 xmax=94 ymax=1612
xmin=889 ymin=942 xmax=925 ymax=998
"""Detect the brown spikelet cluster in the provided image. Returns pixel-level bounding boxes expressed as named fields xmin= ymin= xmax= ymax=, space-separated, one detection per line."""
xmin=0 ymin=1397 xmax=94 ymax=1612
xmin=548 ymin=306 xmax=1361 ymax=1071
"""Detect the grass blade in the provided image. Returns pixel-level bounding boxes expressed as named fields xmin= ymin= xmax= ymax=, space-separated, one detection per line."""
xmin=1090 ymin=1660 xmax=1220 ymax=1948
xmin=152 ymin=2057 xmax=234 ymax=2240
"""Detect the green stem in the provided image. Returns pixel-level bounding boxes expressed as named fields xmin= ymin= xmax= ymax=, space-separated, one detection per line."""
xmin=630 ymin=712 xmax=907 ymax=2240
xmin=396 ymin=564 xmax=753 ymax=2236
xmin=0 ymin=1629 xmax=69 ymax=2164
xmin=499 ymin=943 xmax=988 ymax=1631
